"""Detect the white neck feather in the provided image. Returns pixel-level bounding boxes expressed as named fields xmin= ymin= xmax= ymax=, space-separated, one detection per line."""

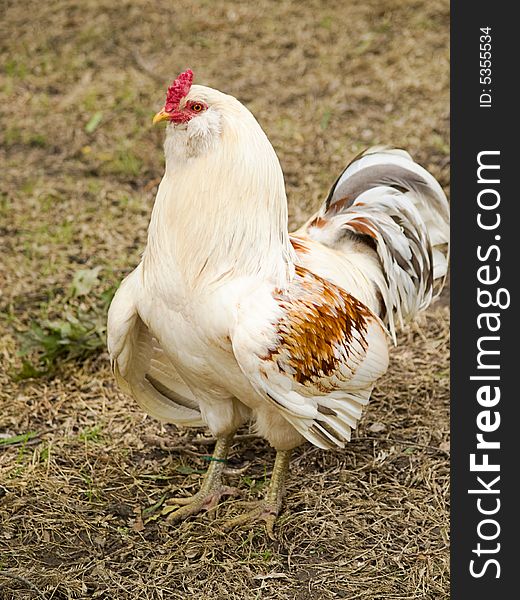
xmin=144 ymin=97 xmax=295 ymax=293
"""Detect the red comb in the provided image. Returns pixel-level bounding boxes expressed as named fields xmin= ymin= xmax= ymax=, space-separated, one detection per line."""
xmin=164 ymin=69 xmax=194 ymax=112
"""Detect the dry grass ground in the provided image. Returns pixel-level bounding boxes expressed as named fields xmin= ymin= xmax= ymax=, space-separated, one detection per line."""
xmin=0 ymin=0 xmax=449 ymax=598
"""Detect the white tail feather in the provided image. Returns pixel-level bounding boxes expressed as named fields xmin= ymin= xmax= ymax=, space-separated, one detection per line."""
xmin=302 ymin=147 xmax=449 ymax=341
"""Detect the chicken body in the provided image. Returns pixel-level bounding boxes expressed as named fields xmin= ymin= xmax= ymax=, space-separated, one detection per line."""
xmin=107 ymin=73 xmax=449 ymax=533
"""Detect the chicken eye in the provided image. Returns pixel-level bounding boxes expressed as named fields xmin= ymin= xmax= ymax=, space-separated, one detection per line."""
xmin=191 ymin=102 xmax=204 ymax=113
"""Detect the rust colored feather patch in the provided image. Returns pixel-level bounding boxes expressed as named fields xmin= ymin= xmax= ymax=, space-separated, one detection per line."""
xmin=289 ymin=235 xmax=310 ymax=255
xmin=267 ymin=266 xmax=372 ymax=389
xmin=165 ymin=69 xmax=194 ymax=112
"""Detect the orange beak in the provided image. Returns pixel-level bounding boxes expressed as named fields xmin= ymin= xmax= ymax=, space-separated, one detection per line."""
xmin=152 ymin=109 xmax=170 ymax=125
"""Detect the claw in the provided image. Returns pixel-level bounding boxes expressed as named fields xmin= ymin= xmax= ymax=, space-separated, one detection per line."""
xmin=161 ymin=434 xmax=237 ymax=523
xmin=163 ymin=485 xmax=239 ymax=522
xmin=222 ymin=500 xmax=280 ymax=539
xmin=222 ymin=448 xmax=292 ymax=539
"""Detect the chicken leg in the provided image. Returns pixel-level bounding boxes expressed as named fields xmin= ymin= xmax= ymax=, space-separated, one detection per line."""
xmin=223 ymin=449 xmax=292 ymax=539
xmin=163 ymin=434 xmax=238 ymax=521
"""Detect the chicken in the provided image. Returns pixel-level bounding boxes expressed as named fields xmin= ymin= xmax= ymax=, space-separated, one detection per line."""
xmin=107 ymin=69 xmax=449 ymax=536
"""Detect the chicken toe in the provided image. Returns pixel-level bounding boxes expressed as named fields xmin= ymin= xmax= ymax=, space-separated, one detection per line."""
xmin=162 ymin=434 xmax=238 ymax=522
xmin=223 ymin=449 xmax=291 ymax=539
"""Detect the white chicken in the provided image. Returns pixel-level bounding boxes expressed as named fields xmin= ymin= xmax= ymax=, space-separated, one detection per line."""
xmin=107 ymin=69 xmax=449 ymax=536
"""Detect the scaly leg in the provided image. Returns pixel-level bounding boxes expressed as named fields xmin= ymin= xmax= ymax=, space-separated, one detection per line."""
xmin=223 ymin=449 xmax=292 ymax=539
xmin=163 ymin=434 xmax=238 ymax=522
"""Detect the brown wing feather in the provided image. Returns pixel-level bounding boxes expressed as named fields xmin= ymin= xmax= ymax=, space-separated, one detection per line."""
xmin=267 ymin=265 xmax=372 ymax=392
xmin=233 ymin=265 xmax=389 ymax=449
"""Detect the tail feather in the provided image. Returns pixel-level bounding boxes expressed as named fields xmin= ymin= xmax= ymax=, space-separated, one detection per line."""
xmin=301 ymin=147 xmax=449 ymax=342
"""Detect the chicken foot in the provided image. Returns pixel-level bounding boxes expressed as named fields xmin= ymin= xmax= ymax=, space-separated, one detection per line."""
xmin=163 ymin=434 xmax=238 ymax=522
xmin=223 ymin=448 xmax=292 ymax=539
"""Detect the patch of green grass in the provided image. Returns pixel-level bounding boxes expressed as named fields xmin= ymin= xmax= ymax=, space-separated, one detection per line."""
xmin=15 ymin=267 xmax=117 ymax=379
xmin=241 ymin=474 xmax=268 ymax=494
xmin=113 ymin=82 xmax=139 ymax=110
xmin=320 ymin=109 xmax=332 ymax=130
xmin=4 ymin=58 xmax=28 ymax=79
xmin=374 ymin=19 xmax=392 ymax=34
xmin=175 ymin=465 xmax=207 ymax=475
xmin=254 ymin=549 xmax=273 ymax=562
xmin=102 ymin=146 xmax=143 ymax=179
xmin=39 ymin=445 xmax=50 ymax=463
xmin=0 ymin=78 xmax=14 ymax=95
xmin=81 ymin=89 xmax=101 ymax=112
xmin=20 ymin=178 xmax=38 ymax=195
xmin=0 ymin=432 xmax=38 ymax=446
xmin=37 ymin=220 xmax=75 ymax=245
xmin=17 ymin=311 xmax=106 ymax=376
xmin=3 ymin=127 xmax=47 ymax=148
xmin=28 ymin=133 xmax=47 ymax=148
xmin=81 ymin=473 xmax=101 ymax=502
xmin=319 ymin=16 xmax=333 ymax=30
xmin=437 ymin=368 xmax=450 ymax=379
xmin=116 ymin=194 xmax=142 ymax=211
xmin=80 ymin=425 xmax=103 ymax=443
xmin=352 ymin=33 xmax=376 ymax=56
xmin=275 ymin=116 xmax=300 ymax=139
xmin=2 ymin=434 xmax=38 ymax=477
xmin=193 ymin=35 xmax=213 ymax=48
xmin=85 ymin=111 xmax=103 ymax=134
xmin=86 ymin=179 xmax=104 ymax=195
xmin=3 ymin=126 xmax=23 ymax=145
xmin=143 ymin=495 xmax=167 ymax=519
xmin=431 ymin=133 xmax=450 ymax=155
xmin=0 ymin=193 xmax=10 ymax=217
